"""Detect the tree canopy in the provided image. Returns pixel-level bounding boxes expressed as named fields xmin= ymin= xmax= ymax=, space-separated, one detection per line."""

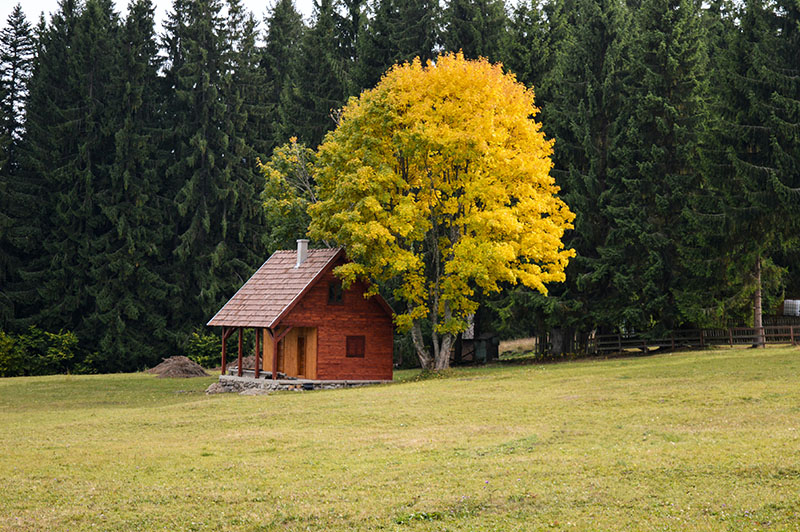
xmin=309 ymin=53 xmax=575 ymax=369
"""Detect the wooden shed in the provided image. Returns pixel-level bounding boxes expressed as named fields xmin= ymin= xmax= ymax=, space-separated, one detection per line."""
xmin=207 ymin=240 xmax=394 ymax=381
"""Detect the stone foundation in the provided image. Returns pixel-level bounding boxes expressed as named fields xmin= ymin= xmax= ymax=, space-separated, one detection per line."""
xmin=206 ymin=374 xmax=390 ymax=395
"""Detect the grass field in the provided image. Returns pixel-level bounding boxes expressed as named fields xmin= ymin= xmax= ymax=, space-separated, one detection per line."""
xmin=1 ymin=347 xmax=799 ymax=531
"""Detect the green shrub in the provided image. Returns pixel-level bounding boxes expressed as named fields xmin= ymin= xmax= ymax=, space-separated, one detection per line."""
xmin=0 ymin=331 xmax=24 ymax=377
xmin=184 ymin=332 xmax=222 ymax=368
xmin=0 ymin=327 xmax=78 ymax=377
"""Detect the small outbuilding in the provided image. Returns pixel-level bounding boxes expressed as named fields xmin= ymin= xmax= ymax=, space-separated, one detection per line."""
xmin=207 ymin=240 xmax=394 ymax=382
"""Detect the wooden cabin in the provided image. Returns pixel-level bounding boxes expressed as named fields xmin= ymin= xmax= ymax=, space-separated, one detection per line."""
xmin=207 ymin=240 xmax=394 ymax=381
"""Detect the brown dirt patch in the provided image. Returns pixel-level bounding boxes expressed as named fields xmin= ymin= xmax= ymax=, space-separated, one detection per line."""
xmin=228 ymin=355 xmax=257 ymax=370
xmin=146 ymin=356 xmax=209 ymax=378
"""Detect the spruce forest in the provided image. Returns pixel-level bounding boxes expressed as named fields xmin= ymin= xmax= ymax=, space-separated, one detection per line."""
xmin=0 ymin=0 xmax=798 ymax=375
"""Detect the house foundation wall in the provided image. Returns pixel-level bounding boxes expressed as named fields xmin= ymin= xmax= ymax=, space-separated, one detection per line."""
xmin=206 ymin=374 xmax=390 ymax=394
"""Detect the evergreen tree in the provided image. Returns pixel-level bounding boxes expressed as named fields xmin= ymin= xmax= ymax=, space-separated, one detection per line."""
xmin=694 ymin=0 xmax=800 ymax=338
xmin=0 ymin=4 xmax=35 ymax=328
xmin=609 ymin=0 xmax=709 ymax=333
xmin=0 ymin=4 xmax=34 ymax=170
xmin=544 ymin=0 xmax=632 ymax=334
xmin=163 ymin=0 xmax=266 ymax=337
xmin=441 ymin=0 xmax=509 ymax=62
xmin=334 ymin=0 xmax=367 ymax=95
xmin=85 ymin=0 xmax=172 ymax=370
xmin=262 ymin=0 xmax=304 ymax=151
xmin=227 ymin=0 xmax=270 ymax=158
xmin=354 ymin=0 xmax=439 ymax=89
xmin=14 ymin=0 xmax=83 ymax=333
xmin=505 ymin=0 xmax=556 ymax=88
xmin=278 ymin=0 xmax=347 ymax=146
xmin=224 ymin=0 xmax=270 ymax=276
xmin=38 ymin=0 xmax=122 ymax=346
xmin=0 ymin=77 xmax=8 ymax=327
xmin=675 ymin=0 xmax=741 ymax=328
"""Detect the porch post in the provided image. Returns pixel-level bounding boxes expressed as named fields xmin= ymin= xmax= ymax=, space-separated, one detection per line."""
xmin=237 ymin=327 xmax=243 ymax=377
xmin=254 ymin=328 xmax=261 ymax=379
xmin=272 ymin=331 xmax=278 ymax=380
xmin=222 ymin=327 xmax=228 ymax=375
xmin=221 ymin=326 xmax=227 ymax=375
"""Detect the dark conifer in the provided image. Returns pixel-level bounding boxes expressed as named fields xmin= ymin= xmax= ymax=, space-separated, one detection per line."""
xmin=0 ymin=4 xmax=35 ymax=328
xmin=334 ymin=0 xmax=367 ymax=95
xmin=545 ymin=0 xmax=632 ymax=333
xmin=163 ymin=0 xmax=266 ymax=337
xmin=278 ymin=0 xmax=346 ymax=146
xmin=14 ymin=0 xmax=85 ymax=334
xmin=441 ymin=0 xmax=509 ymax=62
xmin=262 ymin=0 xmax=304 ymax=151
xmin=228 ymin=0 xmax=270 ymax=158
xmin=354 ymin=0 xmax=439 ymax=89
xmin=39 ymin=0 xmax=122 ymax=346
xmin=694 ymin=0 xmax=800 ymax=336
xmin=609 ymin=0 xmax=709 ymax=333
xmin=0 ymin=4 xmax=34 ymax=170
xmin=505 ymin=0 xmax=556 ymax=88
xmin=85 ymin=0 xmax=173 ymax=370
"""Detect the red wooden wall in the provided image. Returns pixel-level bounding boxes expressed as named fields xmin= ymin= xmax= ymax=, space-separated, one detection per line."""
xmin=280 ymin=262 xmax=394 ymax=380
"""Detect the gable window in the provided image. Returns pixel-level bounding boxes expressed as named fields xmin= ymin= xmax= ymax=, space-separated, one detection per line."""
xmin=346 ymin=335 xmax=365 ymax=358
xmin=328 ymin=282 xmax=344 ymax=305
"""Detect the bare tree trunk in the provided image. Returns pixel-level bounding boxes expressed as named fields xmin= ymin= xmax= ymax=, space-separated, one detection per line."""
xmin=433 ymin=300 xmax=454 ymax=369
xmin=411 ymin=319 xmax=433 ymax=369
xmin=753 ymin=255 xmax=765 ymax=348
xmin=434 ymin=333 xmax=455 ymax=370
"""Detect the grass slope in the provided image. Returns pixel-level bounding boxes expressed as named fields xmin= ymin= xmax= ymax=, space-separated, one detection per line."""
xmin=1 ymin=348 xmax=799 ymax=531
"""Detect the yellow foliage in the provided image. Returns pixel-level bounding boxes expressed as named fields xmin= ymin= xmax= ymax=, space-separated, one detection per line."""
xmin=309 ymin=53 xmax=575 ymax=334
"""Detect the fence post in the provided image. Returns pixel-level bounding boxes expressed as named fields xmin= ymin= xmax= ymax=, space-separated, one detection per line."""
xmin=671 ymin=333 xmax=675 ymax=351
xmin=791 ymin=326 xmax=795 ymax=346
xmin=618 ymin=334 xmax=622 ymax=352
xmin=728 ymin=328 xmax=733 ymax=348
xmin=700 ymin=329 xmax=705 ymax=348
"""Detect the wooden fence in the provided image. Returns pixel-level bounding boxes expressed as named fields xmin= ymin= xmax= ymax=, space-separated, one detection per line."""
xmin=592 ymin=326 xmax=799 ymax=354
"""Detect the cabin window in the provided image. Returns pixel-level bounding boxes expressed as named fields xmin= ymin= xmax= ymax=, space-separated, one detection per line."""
xmin=346 ymin=335 xmax=365 ymax=358
xmin=328 ymin=282 xmax=344 ymax=305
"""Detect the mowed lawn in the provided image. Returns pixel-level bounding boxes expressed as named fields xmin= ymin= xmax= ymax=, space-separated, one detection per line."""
xmin=1 ymin=348 xmax=799 ymax=531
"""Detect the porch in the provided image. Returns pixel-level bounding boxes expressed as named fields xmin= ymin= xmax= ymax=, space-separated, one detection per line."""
xmin=220 ymin=325 xmax=317 ymax=380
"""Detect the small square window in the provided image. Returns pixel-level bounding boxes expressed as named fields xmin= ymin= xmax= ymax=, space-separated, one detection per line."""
xmin=328 ymin=282 xmax=343 ymax=305
xmin=346 ymin=335 xmax=365 ymax=358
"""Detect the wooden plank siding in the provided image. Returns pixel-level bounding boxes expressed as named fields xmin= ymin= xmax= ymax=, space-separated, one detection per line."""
xmin=276 ymin=265 xmax=393 ymax=381
xmin=262 ymin=327 xmax=318 ymax=379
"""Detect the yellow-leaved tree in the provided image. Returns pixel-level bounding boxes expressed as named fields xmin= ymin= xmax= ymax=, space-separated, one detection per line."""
xmin=309 ymin=53 xmax=575 ymax=370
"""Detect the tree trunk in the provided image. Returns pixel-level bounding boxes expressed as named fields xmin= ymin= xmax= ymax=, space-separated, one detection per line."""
xmin=433 ymin=333 xmax=455 ymax=370
xmin=411 ymin=320 xmax=433 ymax=369
xmin=431 ymin=300 xmax=454 ymax=369
xmin=551 ymin=328 xmax=565 ymax=355
xmin=753 ymin=255 xmax=765 ymax=348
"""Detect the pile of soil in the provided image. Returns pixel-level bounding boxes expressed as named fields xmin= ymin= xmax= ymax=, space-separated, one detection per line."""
xmin=147 ymin=356 xmax=209 ymax=378
xmin=227 ymin=355 xmax=256 ymax=370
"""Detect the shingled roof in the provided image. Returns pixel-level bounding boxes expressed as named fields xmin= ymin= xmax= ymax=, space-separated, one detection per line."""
xmin=207 ymin=247 xmax=344 ymax=328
